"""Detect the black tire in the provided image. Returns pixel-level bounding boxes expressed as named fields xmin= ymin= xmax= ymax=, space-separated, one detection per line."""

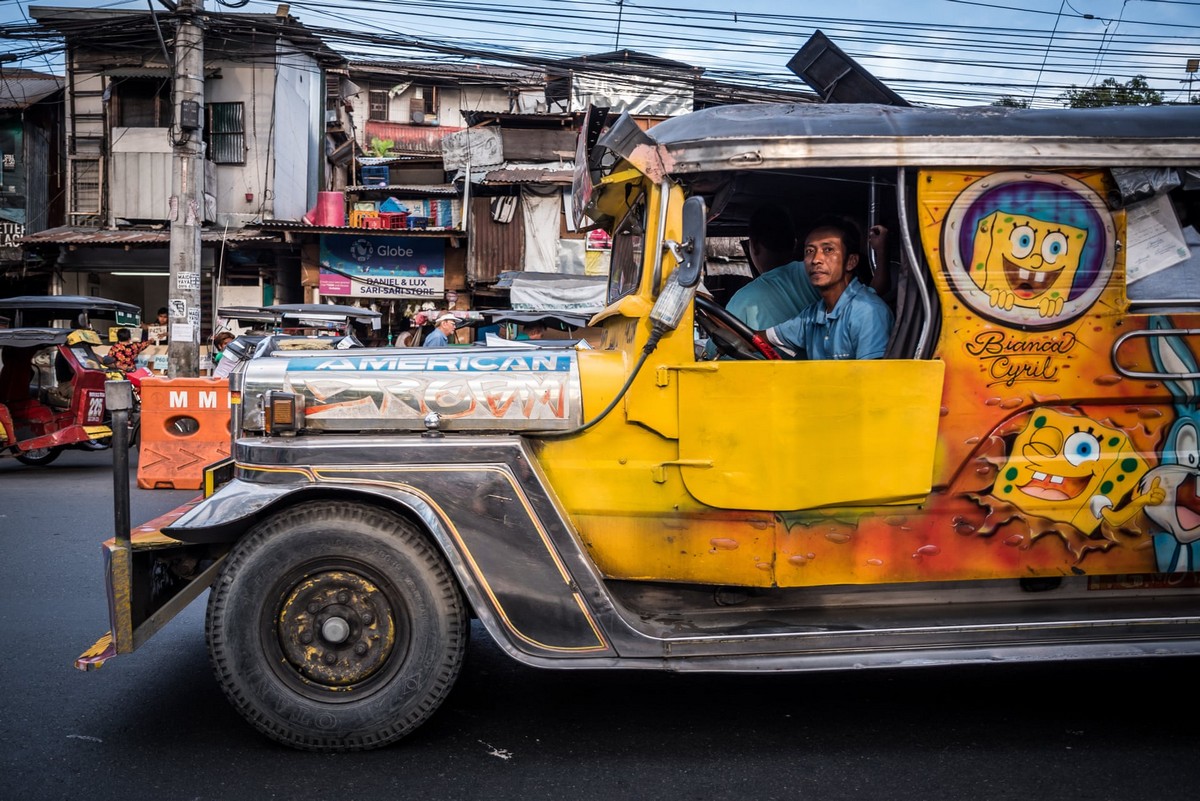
xmin=206 ymin=501 xmax=468 ymax=751
xmin=16 ymin=446 xmax=62 ymax=466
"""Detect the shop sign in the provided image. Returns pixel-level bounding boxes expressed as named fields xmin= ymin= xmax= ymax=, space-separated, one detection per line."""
xmin=319 ymin=234 xmax=445 ymax=299
xmin=0 ymin=220 xmax=24 ymax=261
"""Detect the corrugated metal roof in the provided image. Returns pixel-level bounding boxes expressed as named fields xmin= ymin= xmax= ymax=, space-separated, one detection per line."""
xmin=364 ymin=121 xmax=462 ymax=156
xmin=19 ymin=226 xmax=278 ymax=246
xmin=350 ymin=60 xmax=544 ymax=86
xmin=468 ymin=195 xmax=523 ymax=282
xmin=345 ymin=183 xmax=461 ymax=195
xmin=259 ymin=220 xmax=465 ymax=235
xmin=0 ymin=72 xmax=64 ymax=110
xmin=480 ymin=168 xmax=573 ymax=185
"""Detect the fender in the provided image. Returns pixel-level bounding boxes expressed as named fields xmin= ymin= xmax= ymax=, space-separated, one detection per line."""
xmin=167 ymin=435 xmax=621 ymax=663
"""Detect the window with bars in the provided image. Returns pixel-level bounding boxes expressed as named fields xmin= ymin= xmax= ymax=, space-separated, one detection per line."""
xmin=369 ymin=89 xmax=389 ymax=122
xmin=207 ymin=102 xmax=246 ymax=164
xmin=68 ymin=157 xmax=102 ymax=220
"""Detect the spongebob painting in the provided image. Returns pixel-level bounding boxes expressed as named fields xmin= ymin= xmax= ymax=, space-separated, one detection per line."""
xmin=928 ymin=170 xmax=1115 ymax=331
xmin=994 ymin=408 xmax=1162 ymax=537
xmin=969 ymin=211 xmax=1088 ymax=318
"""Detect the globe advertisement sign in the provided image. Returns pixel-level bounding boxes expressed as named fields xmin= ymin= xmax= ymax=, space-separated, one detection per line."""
xmin=319 ymin=234 xmax=445 ymax=298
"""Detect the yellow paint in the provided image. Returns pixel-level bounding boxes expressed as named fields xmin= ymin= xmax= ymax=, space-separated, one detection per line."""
xmin=83 ymin=425 xmax=112 ymax=441
xmin=66 ymin=329 xmax=101 ymax=346
xmin=574 ymin=510 xmax=777 ymax=585
xmin=674 ymin=360 xmax=945 ymax=510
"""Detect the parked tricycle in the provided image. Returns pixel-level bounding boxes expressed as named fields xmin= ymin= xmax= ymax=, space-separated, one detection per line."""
xmin=0 ymin=295 xmax=142 ymax=466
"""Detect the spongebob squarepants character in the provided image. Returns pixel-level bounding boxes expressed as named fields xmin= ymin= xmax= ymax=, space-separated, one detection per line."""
xmin=969 ymin=211 xmax=1088 ymax=319
xmin=935 ymin=171 xmax=1114 ymax=331
xmin=995 ymin=409 xmax=1161 ymax=536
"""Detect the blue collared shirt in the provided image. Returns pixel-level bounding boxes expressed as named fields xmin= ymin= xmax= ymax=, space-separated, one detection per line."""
xmin=765 ymin=279 xmax=893 ymax=360
xmin=726 ymin=261 xmax=820 ymax=330
xmin=423 ymin=328 xmax=450 ymax=348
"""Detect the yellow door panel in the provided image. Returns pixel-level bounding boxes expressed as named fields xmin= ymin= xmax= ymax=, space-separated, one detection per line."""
xmin=676 ymin=360 xmax=946 ymax=510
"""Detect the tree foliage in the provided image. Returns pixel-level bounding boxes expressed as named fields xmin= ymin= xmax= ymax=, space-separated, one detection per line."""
xmin=992 ymin=95 xmax=1031 ymax=108
xmin=1058 ymin=75 xmax=1164 ymax=108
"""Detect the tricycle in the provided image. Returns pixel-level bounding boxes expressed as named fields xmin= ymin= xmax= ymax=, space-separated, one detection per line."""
xmin=0 ymin=295 xmax=142 ymax=466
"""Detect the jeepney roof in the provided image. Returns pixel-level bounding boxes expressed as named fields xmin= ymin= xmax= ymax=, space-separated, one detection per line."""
xmin=217 ymin=304 xmax=382 ymax=328
xmin=642 ymin=102 xmax=1200 ymax=172
xmin=0 ymin=327 xmax=72 ymax=348
xmin=0 ymin=295 xmax=141 ymax=315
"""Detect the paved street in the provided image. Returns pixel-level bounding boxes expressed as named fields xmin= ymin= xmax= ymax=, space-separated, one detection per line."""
xmin=1 ymin=448 xmax=1197 ymax=800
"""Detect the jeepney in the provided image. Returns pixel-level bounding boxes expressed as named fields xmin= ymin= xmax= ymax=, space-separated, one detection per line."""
xmin=80 ymin=102 xmax=1200 ymax=751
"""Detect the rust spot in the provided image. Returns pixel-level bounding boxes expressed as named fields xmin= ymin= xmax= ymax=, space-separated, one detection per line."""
xmin=940 ymin=406 xmax=950 ymax=417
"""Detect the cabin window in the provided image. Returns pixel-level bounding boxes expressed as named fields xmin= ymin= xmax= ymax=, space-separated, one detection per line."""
xmin=606 ymin=192 xmax=647 ymax=305
xmin=1123 ymin=176 xmax=1200 ymax=310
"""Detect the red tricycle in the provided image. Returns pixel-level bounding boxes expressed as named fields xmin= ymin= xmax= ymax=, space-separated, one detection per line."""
xmin=0 ymin=295 xmax=142 ymax=466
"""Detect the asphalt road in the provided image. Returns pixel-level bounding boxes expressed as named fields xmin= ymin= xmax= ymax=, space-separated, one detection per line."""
xmin=1 ymin=448 xmax=1197 ymax=800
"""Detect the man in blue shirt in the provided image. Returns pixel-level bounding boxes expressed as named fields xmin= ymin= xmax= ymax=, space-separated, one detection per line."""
xmin=423 ymin=313 xmax=458 ymax=348
xmin=764 ymin=217 xmax=893 ymax=360
xmin=726 ymin=205 xmax=818 ymax=330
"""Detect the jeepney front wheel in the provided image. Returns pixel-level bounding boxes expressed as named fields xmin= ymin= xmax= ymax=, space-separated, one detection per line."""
xmin=206 ymin=501 xmax=467 ymax=751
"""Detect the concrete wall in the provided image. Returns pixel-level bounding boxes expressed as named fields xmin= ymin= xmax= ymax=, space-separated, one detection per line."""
xmin=206 ymin=48 xmax=321 ymax=226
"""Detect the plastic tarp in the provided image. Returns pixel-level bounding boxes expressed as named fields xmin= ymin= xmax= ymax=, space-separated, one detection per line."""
xmin=508 ymin=272 xmax=607 ymax=313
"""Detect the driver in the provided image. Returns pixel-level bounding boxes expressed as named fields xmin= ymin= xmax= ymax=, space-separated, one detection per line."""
xmin=763 ymin=216 xmax=893 ymax=360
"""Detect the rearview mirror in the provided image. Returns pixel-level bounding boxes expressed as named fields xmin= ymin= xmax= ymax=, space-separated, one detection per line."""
xmin=675 ymin=196 xmax=706 ymax=288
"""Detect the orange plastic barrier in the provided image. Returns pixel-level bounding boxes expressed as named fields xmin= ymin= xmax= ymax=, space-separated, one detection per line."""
xmin=137 ymin=377 xmax=232 ymax=490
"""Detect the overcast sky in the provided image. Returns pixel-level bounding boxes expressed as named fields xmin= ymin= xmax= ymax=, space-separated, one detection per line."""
xmin=3 ymin=0 xmax=1199 ymax=106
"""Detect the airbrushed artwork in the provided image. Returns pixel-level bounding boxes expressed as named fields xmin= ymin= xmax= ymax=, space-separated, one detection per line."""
xmin=772 ymin=170 xmax=1199 ymax=587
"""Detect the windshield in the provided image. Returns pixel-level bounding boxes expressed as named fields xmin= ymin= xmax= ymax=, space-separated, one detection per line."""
xmin=606 ymin=192 xmax=648 ymax=306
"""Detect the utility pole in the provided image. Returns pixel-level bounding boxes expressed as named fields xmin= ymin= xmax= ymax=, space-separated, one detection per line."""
xmin=168 ymin=0 xmax=205 ymax=377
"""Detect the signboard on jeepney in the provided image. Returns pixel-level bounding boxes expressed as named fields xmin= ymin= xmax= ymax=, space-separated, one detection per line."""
xmin=319 ymin=234 xmax=445 ymax=299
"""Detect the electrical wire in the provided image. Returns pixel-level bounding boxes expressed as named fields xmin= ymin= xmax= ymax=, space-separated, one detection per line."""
xmin=3 ymin=0 xmax=1198 ymax=107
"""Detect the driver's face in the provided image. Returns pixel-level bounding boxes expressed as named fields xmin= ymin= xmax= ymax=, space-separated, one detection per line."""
xmin=803 ymin=228 xmax=857 ymax=291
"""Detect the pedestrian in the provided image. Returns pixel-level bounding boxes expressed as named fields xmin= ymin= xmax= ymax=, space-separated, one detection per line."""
xmin=423 ymin=313 xmax=458 ymax=348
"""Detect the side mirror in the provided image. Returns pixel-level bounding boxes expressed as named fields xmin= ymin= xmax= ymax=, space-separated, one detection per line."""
xmin=675 ymin=196 xmax=707 ymax=288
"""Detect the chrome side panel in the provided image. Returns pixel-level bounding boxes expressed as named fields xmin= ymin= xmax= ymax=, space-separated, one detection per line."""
xmin=239 ymin=349 xmax=584 ymax=433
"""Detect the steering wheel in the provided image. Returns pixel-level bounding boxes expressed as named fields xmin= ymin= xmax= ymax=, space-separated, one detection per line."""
xmin=694 ymin=295 xmax=782 ymax=360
